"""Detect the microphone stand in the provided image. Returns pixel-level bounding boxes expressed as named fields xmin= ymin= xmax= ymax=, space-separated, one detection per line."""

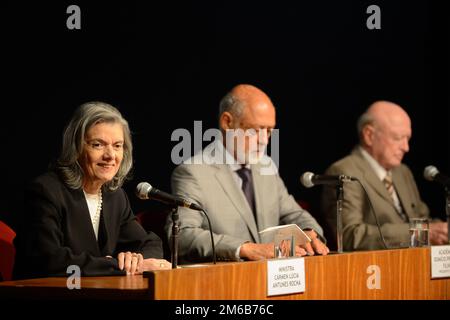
xmin=336 ymin=178 xmax=344 ymax=254
xmin=169 ymin=206 xmax=216 ymax=267
xmin=170 ymin=207 xmax=179 ymax=269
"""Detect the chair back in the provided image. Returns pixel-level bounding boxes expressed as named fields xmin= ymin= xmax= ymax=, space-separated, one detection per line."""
xmin=136 ymin=208 xmax=171 ymax=261
xmin=0 ymin=220 xmax=16 ymax=281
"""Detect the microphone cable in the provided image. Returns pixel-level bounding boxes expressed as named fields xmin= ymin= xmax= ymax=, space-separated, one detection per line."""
xmin=200 ymin=208 xmax=217 ymax=264
xmin=354 ymin=178 xmax=388 ymax=249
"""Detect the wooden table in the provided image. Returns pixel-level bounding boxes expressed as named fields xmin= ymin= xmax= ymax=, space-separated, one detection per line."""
xmin=1 ymin=248 xmax=449 ymax=300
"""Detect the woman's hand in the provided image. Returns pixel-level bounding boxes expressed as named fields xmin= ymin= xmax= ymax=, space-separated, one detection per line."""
xmin=117 ymin=253 xmax=172 ymax=274
xmin=117 ymin=251 xmax=144 ymax=275
xmin=142 ymin=258 xmax=172 ymax=271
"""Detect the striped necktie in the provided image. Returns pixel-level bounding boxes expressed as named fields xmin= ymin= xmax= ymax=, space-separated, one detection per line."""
xmin=383 ymin=172 xmax=395 ymax=201
xmin=383 ymin=172 xmax=408 ymax=221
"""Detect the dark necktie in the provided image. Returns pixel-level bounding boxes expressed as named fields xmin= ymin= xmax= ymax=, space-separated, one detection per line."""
xmin=236 ymin=166 xmax=256 ymax=220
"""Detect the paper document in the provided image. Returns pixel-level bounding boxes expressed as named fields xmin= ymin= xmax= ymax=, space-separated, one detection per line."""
xmin=259 ymin=224 xmax=311 ymax=245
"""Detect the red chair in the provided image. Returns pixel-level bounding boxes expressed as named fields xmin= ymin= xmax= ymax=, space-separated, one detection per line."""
xmin=0 ymin=220 xmax=16 ymax=281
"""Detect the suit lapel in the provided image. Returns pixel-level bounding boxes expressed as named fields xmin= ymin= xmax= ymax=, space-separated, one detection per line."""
xmin=97 ymin=189 xmax=110 ymax=255
xmin=392 ymin=168 xmax=413 ymax=218
xmin=353 ymin=149 xmax=398 ymax=210
xmin=214 ymin=165 xmax=259 ymax=242
xmin=70 ymin=188 xmax=101 ymax=256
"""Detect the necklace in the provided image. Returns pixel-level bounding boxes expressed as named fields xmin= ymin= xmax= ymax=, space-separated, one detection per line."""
xmin=91 ymin=189 xmax=103 ymax=228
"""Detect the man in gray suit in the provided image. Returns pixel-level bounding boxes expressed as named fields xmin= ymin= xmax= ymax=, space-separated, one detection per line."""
xmin=166 ymin=84 xmax=329 ymax=262
xmin=321 ymin=101 xmax=448 ymax=251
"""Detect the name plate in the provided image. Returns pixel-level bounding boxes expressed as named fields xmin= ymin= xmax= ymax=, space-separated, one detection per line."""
xmin=267 ymin=257 xmax=305 ymax=296
xmin=431 ymin=245 xmax=450 ymax=279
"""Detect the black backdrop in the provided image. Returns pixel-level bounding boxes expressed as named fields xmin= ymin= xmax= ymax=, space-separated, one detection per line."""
xmin=2 ymin=1 xmax=449 ymax=240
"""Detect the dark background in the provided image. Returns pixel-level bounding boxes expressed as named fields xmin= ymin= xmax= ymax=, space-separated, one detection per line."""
xmin=2 ymin=1 xmax=449 ymax=245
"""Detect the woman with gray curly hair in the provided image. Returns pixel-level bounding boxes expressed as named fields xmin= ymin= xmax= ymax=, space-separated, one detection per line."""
xmin=14 ymin=102 xmax=171 ymax=279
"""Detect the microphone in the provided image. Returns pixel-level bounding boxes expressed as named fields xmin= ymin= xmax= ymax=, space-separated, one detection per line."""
xmin=136 ymin=182 xmax=203 ymax=211
xmin=300 ymin=171 xmax=356 ymax=188
xmin=424 ymin=166 xmax=450 ymax=188
xmin=136 ymin=181 xmax=217 ymax=265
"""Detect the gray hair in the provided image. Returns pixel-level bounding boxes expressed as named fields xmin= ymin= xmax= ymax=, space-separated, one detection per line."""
xmin=356 ymin=111 xmax=376 ymax=143
xmin=218 ymin=91 xmax=245 ymax=121
xmin=56 ymin=101 xmax=133 ymax=191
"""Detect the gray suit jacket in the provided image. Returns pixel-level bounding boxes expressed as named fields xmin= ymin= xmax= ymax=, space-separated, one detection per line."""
xmin=321 ymin=147 xmax=429 ymax=251
xmin=166 ymin=141 xmax=324 ymax=262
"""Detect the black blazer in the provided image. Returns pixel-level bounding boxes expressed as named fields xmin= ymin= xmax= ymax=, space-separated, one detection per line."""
xmin=13 ymin=171 xmax=163 ymax=279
